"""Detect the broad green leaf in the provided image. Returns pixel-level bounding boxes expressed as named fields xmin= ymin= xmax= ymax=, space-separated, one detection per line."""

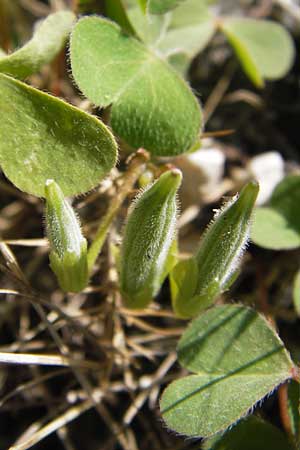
xmin=167 ymin=52 xmax=190 ymax=76
xmin=287 ymin=380 xmax=300 ymax=439
xmin=158 ymin=0 xmax=216 ymax=60
xmin=160 ymin=305 xmax=294 ymax=437
xmin=220 ymin=18 xmax=295 ymax=87
xmin=148 ymin=0 xmax=186 ymax=15
xmin=70 ymin=17 xmax=201 ymax=156
xmin=0 ymin=11 xmax=75 ymax=79
xmin=0 ymin=74 xmax=117 ymax=197
xmin=173 ymin=182 xmax=259 ymax=318
xmin=252 ymin=175 xmax=300 ymax=250
xmin=252 ymin=207 xmax=300 ymax=250
xmin=293 ymin=270 xmax=300 ymax=317
xmin=203 ymin=416 xmax=294 ymax=450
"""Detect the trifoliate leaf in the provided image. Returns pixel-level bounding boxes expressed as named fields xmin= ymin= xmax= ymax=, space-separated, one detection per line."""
xmin=0 ymin=74 xmax=117 ymax=197
xmin=161 ymin=305 xmax=294 ymax=437
xmin=252 ymin=175 xmax=300 ymax=250
xmin=0 ymin=11 xmax=75 ymax=79
xmin=70 ymin=16 xmax=201 ymax=156
xmin=220 ymin=18 xmax=295 ymax=87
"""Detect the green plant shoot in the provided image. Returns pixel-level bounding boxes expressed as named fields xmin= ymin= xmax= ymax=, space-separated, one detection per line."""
xmin=45 ymin=180 xmax=88 ymax=293
xmin=120 ymin=169 xmax=182 ymax=308
xmin=171 ymin=181 xmax=259 ymax=318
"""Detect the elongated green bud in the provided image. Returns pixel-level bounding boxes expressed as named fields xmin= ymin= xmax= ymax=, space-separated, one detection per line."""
xmin=172 ymin=181 xmax=259 ymax=318
xmin=45 ymin=180 xmax=88 ymax=292
xmin=120 ymin=169 xmax=182 ymax=309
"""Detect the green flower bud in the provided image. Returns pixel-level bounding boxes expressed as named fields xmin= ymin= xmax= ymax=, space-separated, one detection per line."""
xmin=120 ymin=169 xmax=182 ymax=309
xmin=172 ymin=181 xmax=259 ymax=318
xmin=45 ymin=179 xmax=88 ymax=292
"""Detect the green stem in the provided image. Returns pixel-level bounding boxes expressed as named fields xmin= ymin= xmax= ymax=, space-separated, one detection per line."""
xmin=87 ymin=149 xmax=149 ymax=273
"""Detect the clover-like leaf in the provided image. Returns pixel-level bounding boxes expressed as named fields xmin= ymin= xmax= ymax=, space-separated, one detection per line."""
xmin=0 ymin=74 xmax=117 ymax=197
xmin=0 ymin=11 xmax=75 ymax=79
xmin=203 ymin=416 xmax=294 ymax=450
xmin=70 ymin=17 xmax=201 ymax=156
xmin=252 ymin=175 xmax=300 ymax=250
xmin=220 ymin=18 xmax=295 ymax=87
xmin=160 ymin=305 xmax=294 ymax=437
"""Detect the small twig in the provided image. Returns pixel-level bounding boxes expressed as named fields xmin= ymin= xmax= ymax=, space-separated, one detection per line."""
xmin=18 ymin=0 xmax=50 ymax=16
xmin=10 ymin=400 xmax=92 ymax=450
xmin=0 ymin=368 xmax=68 ymax=408
xmin=87 ymin=149 xmax=150 ymax=272
xmin=0 ymin=351 xmax=101 ymax=369
xmin=278 ymin=383 xmax=293 ymax=437
xmin=123 ymin=353 xmax=177 ymax=425
xmin=203 ymin=62 xmax=236 ymax=124
xmin=124 ymin=316 xmax=184 ymax=336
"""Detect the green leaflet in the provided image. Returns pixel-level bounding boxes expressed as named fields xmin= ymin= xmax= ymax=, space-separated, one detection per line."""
xmin=0 ymin=74 xmax=117 ymax=197
xmin=293 ymin=270 xmax=300 ymax=317
xmin=125 ymin=4 xmax=170 ymax=46
xmin=148 ymin=0 xmax=186 ymax=15
xmin=0 ymin=11 xmax=75 ymax=79
xmin=287 ymin=380 xmax=300 ymax=440
xmin=203 ymin=416 xmax=294 ymax=450
xmin=120 ymin=169 xmax=182 ymax=308
xmin=220 ymin=18 xmax=295 ymax=87
xmin=160 ymin=305 xmax=294 ymax=438
xmin=172 ymin=181 xmax=259 ymax=318
xmin=252 ymin=175 xmax=300 ymax=250
xmin=45 ymin=180 xmax=88 ymax=292
xmin=105 ymin=0 xmax=135 ymax=35
xmin=158 ymin=0 xmax=216 ymax=61
xmin=70 ymin=16 xmax=202 ymax=156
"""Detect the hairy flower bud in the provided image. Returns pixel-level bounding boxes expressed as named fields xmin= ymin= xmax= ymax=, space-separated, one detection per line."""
xmin=120 ymin=169 xmax=182 ymax=308
xmin=172 ymin=181 xmax=259 ymax=318
xmin=45 ymin=179 xmax=88 ymax=292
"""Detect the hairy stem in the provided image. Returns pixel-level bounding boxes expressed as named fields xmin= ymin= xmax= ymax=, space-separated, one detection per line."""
xmin=87 ymin=149 xmax=149 ymax=273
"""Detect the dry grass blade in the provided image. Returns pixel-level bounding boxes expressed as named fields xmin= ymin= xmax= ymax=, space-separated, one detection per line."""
xmin=0 ymin=351 xmax=101 ymax=369
xmin=4 ymin=239 xmax=48 ymax=247
xmin=10 ymin=400 xmax=92 ymax=450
